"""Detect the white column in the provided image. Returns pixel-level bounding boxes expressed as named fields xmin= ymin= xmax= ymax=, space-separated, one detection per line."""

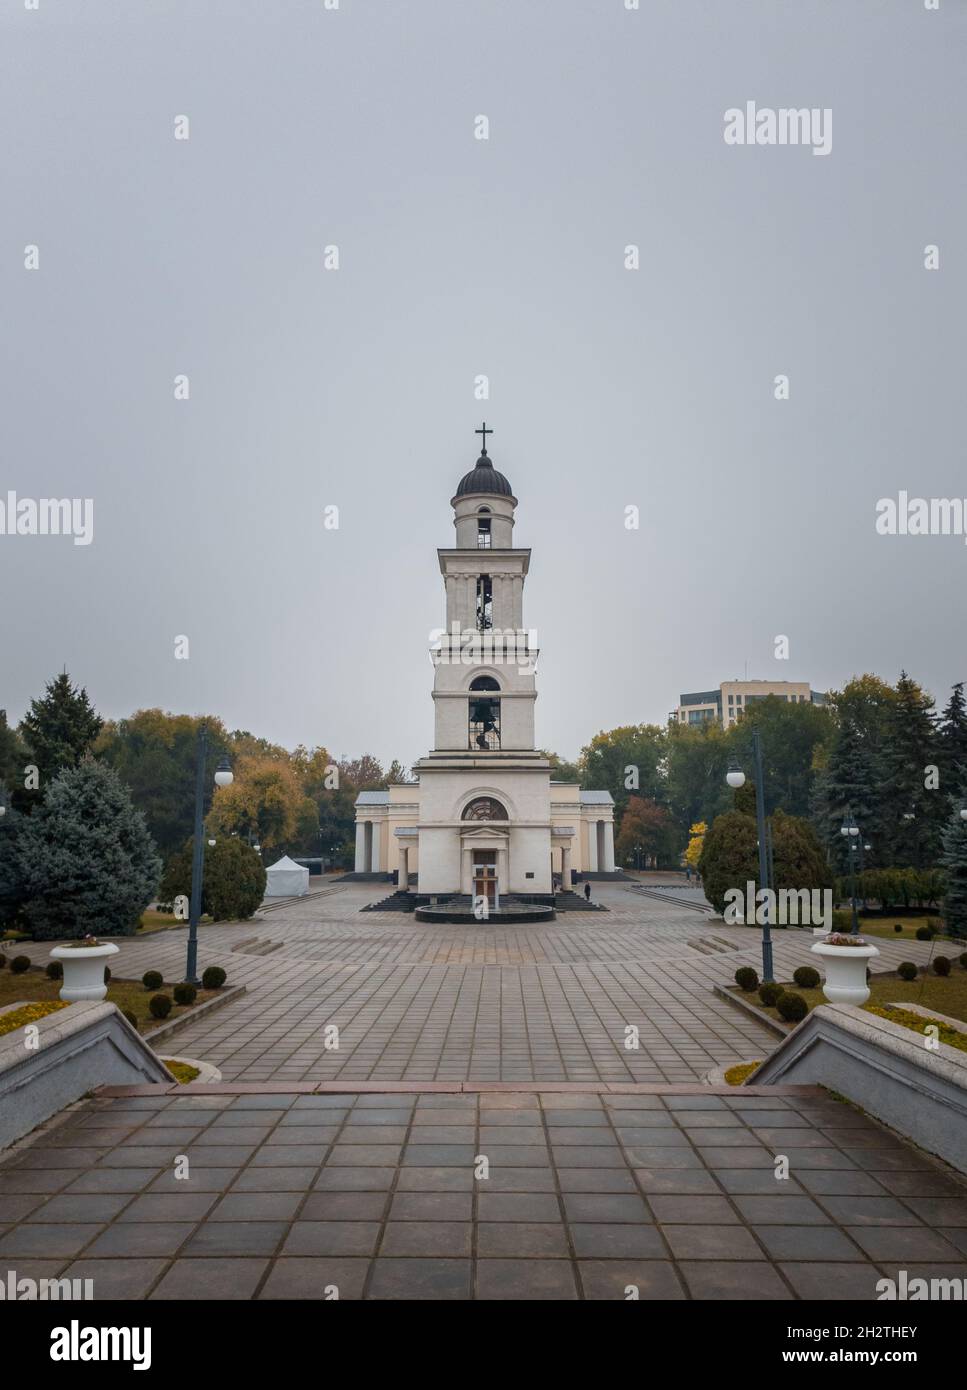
xmin=603 ymin=821 xmax=616 ymax=872
xmin=370 ymin=821 xmax=381 ymax=872
xmin=461 ymin=844 xmax=473 ymax=896
xmin=497 ymin=844 xmax=509 ymax=903
xmin=399 ymin=846 xmax=409 ymax=892
xmin=562 ymin=845 xmax=572 ymax=891
xmin=587 ymin=821 xmax=598 ymax=872
xmin=354 ymin=821 xmax=366 ymax=872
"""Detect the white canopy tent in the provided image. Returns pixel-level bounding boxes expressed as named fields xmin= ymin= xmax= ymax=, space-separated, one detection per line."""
xmin=263 ymin=855 xmax=310 ymax=898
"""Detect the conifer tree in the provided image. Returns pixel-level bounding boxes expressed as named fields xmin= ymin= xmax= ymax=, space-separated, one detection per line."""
xmin=19 ymin=672 xmax=103 ymax=788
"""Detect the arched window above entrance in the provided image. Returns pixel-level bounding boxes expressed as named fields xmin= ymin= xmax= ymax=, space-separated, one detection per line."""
xmin=461 ymin=797 xmax=508 ymax=821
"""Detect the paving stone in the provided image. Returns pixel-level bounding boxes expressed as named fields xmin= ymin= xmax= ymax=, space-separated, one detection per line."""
xmin=282 ymin=1222 xmax=381 ymax=1257
xmin=312 ymin=1167 xmax=397 ymax=1192
xmin=779 ymin=1262 xmax=885 ymax=1300
xmin=633 ymin=1169 xmax=723 ymax=1195
xmin=679 ymin=1260 xmax=793 ymax=1299
xmin=477 ymin=1222 xmax=569 ymax=1257
xmin=25 ymin=1193 xmax=131 ymax=1224
xmin=395 ymin=1167 xmax=474 ymax=1192
xmin=118 ymin=1193 xmax=218 ymax=1223
xmin=233 ymin=1166 xmax=320 ymax=1192
xmin=380 ymin=1222 xmax=472 ymax=1258
xmin=478 ymin=1192 xmax=562 ymax=1222
xmin=367 ymin=1258 xmax=471 ymax=1300
xmin=563 ymin=1194 xmax=650 ymax=1223
xmin=755 ymin=1225 xmax=864 ymax=1261
xmin=389 ymin=1192 xmax=473 ymax=1221
xmin=569 ymin=1223 xmax=666 ymax=1259
xmin=150 ymin=1258 xmax=268 ymax=1300
xmin=85 ymin=1223 xmax=196 ymax=1257
xmin=648 ymin=1195 xmax=739 ymax=1225
xmin=0 ymin=1224 xmax=104 ymax=1258
xmin=210 ymin=1192 xmax=304 ymax=1221
xmin=843 ymin=1225 xmax=964 ymax=1262
xmin=62 ymin=1259 xmax=167 ymax=1300
xmin=475 ymin=1258 xmax=578 ymax=1299
xmin=660 ymin=1224 xmax=763 ymax=1260
xmin=578 ymin=1259 xmax=685 ymax=1299
xmin=181 ymin=1221 xmax=287 ymax=1256
xmin=258 ymin=1257 xmax=369 ymax=1300
xmin=731 ymin=1195 xmax=831 ymax=1225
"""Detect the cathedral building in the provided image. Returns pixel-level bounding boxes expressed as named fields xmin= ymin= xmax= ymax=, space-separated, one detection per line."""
xmin=353 ymin=430 xmax=616 ymax=905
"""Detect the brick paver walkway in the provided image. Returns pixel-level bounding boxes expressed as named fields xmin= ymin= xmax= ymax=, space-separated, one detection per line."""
xmin=2 ymin=1085 xmax=965 ymax=1300
xmin=10 ymin=883 xmax=943 ymax=1084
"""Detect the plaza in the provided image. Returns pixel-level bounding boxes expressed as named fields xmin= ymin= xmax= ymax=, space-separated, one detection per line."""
xmin=2 ymin=882 xmax=965 ymax=1301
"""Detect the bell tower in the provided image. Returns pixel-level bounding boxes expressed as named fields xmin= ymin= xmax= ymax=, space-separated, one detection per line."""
xmin=431 ymin=425 xmax=537 ymax=754
xmin=412 ymin=426 xmax=553 ymax=897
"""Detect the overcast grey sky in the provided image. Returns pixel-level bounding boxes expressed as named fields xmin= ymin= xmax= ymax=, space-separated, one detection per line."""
xmin=2 ymin=0 xmax=964 ymax=771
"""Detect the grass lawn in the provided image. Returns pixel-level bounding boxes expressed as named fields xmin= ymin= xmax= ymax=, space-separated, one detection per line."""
xmin=137 ymin=909 xmax=186 ymax=934
xmin=0 ymin=969 xmax=219 ymax=1035
xmin=732 ymin=966 xmax=967 ymax=1028
xmin=854 ymin=914 xmax=951 ymax=942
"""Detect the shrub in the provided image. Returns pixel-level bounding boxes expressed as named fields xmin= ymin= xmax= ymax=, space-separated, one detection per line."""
xmin=735 ymin=966 xmax=759 ymax=992
xmin=201 ymin=965 xmax=226 ymax=990
xmin=103 ymin=966 xmax=111 ymax=983
xmin=758 ymin=982 xmax=783 ymax=1007
xmin=160 ymin=839 xmax=266 ymax=923
xmin=46 ymin=961 xmax=63 ymax=980
xmin=122 ymin=1008 xmax=138 ymax=1029
xmin=10 ymin=955 xmax=31 ymax=974
xmin=894 ymin=923 xmax=903 ymax=933
xmin=830 ymin=910 xmax=854 ymax=934
xmin=173 ymin=982 xmax=197 ymax=1006
xmin=961 ymin=953 xmax=967 ymax=969
xmin=793 ymin=965 xmax=820 ymax=990
xmin=0 ymin=953 xmax=6 ymax=969
xmin=916 ymin=927 xmax=932 ymax=941
xmin=148 ymin=994 xmax=172 ymax=1020
xmin=933 ymin=956 xmax=951 ymax=977
xmin=142 ymin=970 xmax=163 ymax=991
xmin=897 ymin=961 xmax=918 ymax=981
xmin=776 ymin=991 xmax=809 ymax=1023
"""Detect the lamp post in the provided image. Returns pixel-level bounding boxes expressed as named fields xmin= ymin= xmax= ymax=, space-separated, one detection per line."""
xmin=726 ymin=728 xmax=773 ymax=982
xmin=840 ymin=810 xmax=861 ymax=935
xmin=185 ymin=727 xmax=233 ymax=984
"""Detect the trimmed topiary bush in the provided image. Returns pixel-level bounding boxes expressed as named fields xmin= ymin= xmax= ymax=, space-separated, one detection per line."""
xmin=122 ymin=1008 xmax=138 ymax=1029
xmin=201 ymin=966 xmax=226 ymax=990
xmin=915 ymin=926 xmax=932 ymax=941
xmin=776 ymin=991 xmax=809 ymax=1023
xmin=10 ymin=955 xmax=31 ymax=974
xmin=894 ymin=923 xmax=903 ymax=933
xmin=173 ymin=982 xmax=196 ymax=1006
xmin=0 ymin=953 xmax=6 ymax=969
xmin=897 ymin=961 xmax=918 ymax=981
xmin=793 ymin=965 xmax=820 ymax=990
xmin=758 ymin=981 xmax=783 ymax=1007
xmin=160 ymin=839 xmax=266 ymax=923
xmin=46 ymin=961 xmax=63 ymax=980
xmin=960 ymin=952 xmax=967 ymax=970
xmin=142 ymin=970 xmax=163 ymax=991
xmin=148 ymin=994 xmax=172 ymax=1020
xmin=933 ymin=956 xmax=951 ymax=977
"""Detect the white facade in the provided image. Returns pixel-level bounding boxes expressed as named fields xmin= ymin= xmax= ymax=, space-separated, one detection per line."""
xmin=354 ymin=436 xmax=615 ymax=897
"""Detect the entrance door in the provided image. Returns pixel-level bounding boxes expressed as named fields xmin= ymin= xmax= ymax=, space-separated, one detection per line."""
xmin=473 ymin=850 xmax=498 ymax=908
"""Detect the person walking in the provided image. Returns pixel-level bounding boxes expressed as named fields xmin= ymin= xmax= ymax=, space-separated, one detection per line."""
xmin=583 ymin=881 xmax=591 ymax=903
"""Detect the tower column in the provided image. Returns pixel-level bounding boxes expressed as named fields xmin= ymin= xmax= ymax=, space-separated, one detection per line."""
xmin=399 ymin=846 xmax=409 ymax=892
xmin=370 ymin=821 xmax=381 ymax=872
xmin=354 ymin=821 xmax=367 ymax=872
xmin=561 ymin=845 xmax=572 ymax=891
xmin=461 ymin=844 xmax=473 ymax=896
xmin=587 ymin=821 xmax=598 ymax=872
xmin=497 ymin=843 xmax=508 ymax=904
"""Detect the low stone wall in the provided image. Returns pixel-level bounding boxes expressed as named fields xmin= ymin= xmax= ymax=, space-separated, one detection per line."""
xmin=751 ymin=1003 xmax=967 ymax=1175
xmin=0 ymin=1001 xmax=174 ymax=1150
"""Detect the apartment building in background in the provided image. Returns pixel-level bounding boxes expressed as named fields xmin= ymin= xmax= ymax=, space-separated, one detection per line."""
xmin=670 ymin=680 xmax=828 ymax=729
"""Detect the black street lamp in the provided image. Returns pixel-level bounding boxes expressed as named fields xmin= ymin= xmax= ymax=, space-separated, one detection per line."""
xmin=185 ymin=727 xmax=233 ymax=984
xmin=840 ymin=810 xmax=861 ymax=934
xmin=726 ymin=729 xmax=773 ymax=982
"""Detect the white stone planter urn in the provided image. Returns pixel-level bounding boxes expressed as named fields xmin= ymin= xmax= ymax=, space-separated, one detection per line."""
xmin=811 ymin=938 xmax=880 ymax=1007
xmin=49 ymin=941 xmax=119 ymax=1003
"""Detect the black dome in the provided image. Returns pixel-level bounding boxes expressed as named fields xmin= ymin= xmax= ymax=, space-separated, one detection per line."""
xmin=456 ymin=453 xmax=513 ymax=497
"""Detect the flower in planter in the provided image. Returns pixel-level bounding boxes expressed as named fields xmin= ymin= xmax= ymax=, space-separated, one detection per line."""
xmin=65 ymin=934 xmax=101 ymax=949
xmin=821 ymin=933 xmax=869 ymax=947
